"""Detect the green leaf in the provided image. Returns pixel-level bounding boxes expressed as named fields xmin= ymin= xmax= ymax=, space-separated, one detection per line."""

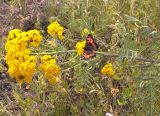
xmin=124 ymin=15 xmax=142 ymax=23
xmin=113 ymin=75 xmax=123 ymax=81
xmin=132 ymin=70 xmax=140 ymax=78
xmin=117 ymin=99 xmax=127 ymax=106
xmin=122 ymin=88 xmax=132 ymax=99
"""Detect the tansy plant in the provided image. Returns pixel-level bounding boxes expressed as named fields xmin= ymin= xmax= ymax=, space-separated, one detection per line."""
xmin=5 ymin=28 xmax=116 ymax=84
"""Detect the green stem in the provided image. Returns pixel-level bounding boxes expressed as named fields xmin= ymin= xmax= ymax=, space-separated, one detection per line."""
xmin=96 ymin=51 xmax=118 ymax=57
xmin=31 ymin=50 xmax=76 ymax=55
xmin=31 ymin=50 xmax=160 ymax=63
xmin=41 ymin=44 xmax=55 ymax=49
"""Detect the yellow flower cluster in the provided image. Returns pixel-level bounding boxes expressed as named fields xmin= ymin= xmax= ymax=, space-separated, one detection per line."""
xmin=39 ymin=55 xmax=61 ymax=84
xmin=101 ymin=63 xmax=115 ymax=77
xmin=75 ymin=40 xmax=86 ymax=55
xmin=81 ymin=28 xmax=95 ymax=37
xmin=81 ymin=28 xmax=89 ymax=37
xmin=27 ymin=30 xmax=43 ymax=47
xmin=47 ymin=21 xmax=64 ymax=40
xmin=5 ymin=29 xmax=39 ymax=83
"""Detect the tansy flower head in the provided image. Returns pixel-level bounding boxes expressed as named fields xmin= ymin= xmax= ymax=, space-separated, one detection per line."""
xmin=47 ymin=21 xmax=64 ymax=40
xmin=39 ymin=55 xmax=61 ymax=84
xmin=81 ymin=28 xmax=89 ymax=37
xmin=75 ymin=40 xmax=86 ymax=55
xmin=17 ymin=32 xmax=29 ymax=49
xmin=46 ymin=76 xmax=61 ymax=84
xmin=81 ymin=28 xmax=95 ymax=37
xmin=40 ymin=55 xmax=52 ymax=63
xmin=27 ymin=30 xmax=43 ymax=47
xmin=101 ymin=63 xmax=115 ymax=77
xmin=7 ymin=29 xmax=22 ymax=41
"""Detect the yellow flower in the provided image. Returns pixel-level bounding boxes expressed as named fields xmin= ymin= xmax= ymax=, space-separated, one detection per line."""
xmin=75 ymin=40 xmax=86 ymax=55
xmin=8 ymin=66 xmax=16 ymax=77
xmin=16 ymin=75 xmax=26 ymax=83
xmin=58 ymin=35 xmax=64 ymax=40
xmin=8 ymin=29 xmax=22 ymax=41
xmin=27 ymin=30 xmax=42 ymax=47
xmin=91 ymin=31 xmax=95 ymax=35
xmin=39 ymin=56 xmax=61 ymax=84
xmin=101 ymin=63 xmax=115 ymax=77
xmin=48 ymin=21 xmax=59 ymax=34
xmin=15 ymin=74 xmax=33 ymax=84
xmin=29 ymin=55 xmax=37 ymax=62
xmin=47 ymin=76 xmax=61 ymax=84
xmin=81 ymin=28 xmax=95 ymax=37
xmin=50 ymin=59 xmax=56 ymax=64
xmin=81 ymin=28 xmax=89 ymax=37
xmin=5 ymin=29 xmax=39 ymax=84
xmin=57 ymin=31 xmax=63 ymax=36
xmin=47 ymin=21 xmax=64 ymax=40
xmin=25 ymin=75 xmax=33 ymax=83
xmin=40 ymin=55 xmax=52 ymax=63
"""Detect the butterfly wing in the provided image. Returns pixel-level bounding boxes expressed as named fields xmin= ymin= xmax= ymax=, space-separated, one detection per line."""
xmin=83 ymin=34 xmax=98 ymax=59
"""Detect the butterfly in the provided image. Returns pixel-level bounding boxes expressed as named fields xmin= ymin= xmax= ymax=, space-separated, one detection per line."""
xmin=82 ymin=34 xmax=98 ymax=59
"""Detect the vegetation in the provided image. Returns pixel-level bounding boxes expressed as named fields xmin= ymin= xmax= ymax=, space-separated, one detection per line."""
xmin=0 ymin=0 xmax=160 ymax=115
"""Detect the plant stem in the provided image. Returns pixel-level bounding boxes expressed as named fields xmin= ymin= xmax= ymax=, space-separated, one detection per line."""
xmin=31 ymin=50 xmax=160 ymax=63
xmin=31 ymin=50 xmax=76 ymax=55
